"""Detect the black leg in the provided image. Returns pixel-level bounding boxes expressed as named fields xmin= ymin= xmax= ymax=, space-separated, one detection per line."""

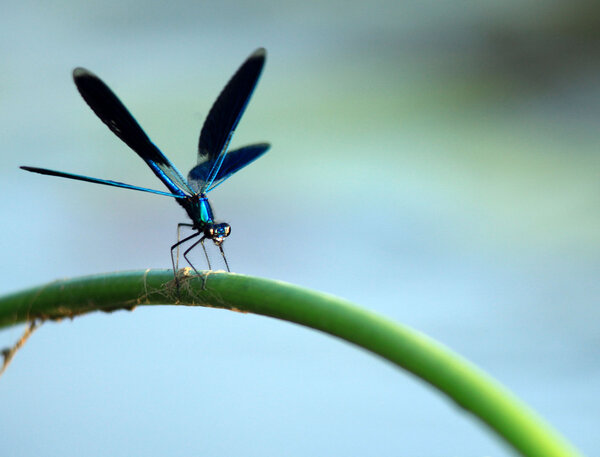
xmin=183 ymin=236 xmax=209 ymax=274
xmin=174 ymin=223 xmax=194 ymax=270
xmin=182 ymin=236 xmax=212 ymax=289
xmin=201 ymin=238 xmax=211 ymax=270
xmin=170 ymin=230 xmax=201 ymax=287
xmin=218 ymin=244 xmax=231 ymax=272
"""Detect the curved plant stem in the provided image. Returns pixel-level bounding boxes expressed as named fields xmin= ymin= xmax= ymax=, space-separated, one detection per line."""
xmin=0 ymin=269 xmax=583 ymax=457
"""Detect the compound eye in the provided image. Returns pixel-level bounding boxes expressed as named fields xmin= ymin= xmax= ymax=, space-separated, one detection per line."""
xmin=204 ymin=226 xmax=215 ymax=238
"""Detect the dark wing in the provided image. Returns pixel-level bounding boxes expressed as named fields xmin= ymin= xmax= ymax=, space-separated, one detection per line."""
xmin=188 ymin=143 xmax=270 ymax=193
xmin=195 ymin=48 xmax=266 ymax=192
xmin=73 ymin=68 xmax=194 ymax=197
xmin=20 ymin=166 xmax=186 ymax=198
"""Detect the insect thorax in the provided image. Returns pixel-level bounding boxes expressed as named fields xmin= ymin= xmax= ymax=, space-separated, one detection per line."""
xmin=179 ymin=193 xmax=215 ymax=229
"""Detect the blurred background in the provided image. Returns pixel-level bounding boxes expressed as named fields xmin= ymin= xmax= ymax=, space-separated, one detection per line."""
xmin=1 ymin=0 xmax=599 ymax=455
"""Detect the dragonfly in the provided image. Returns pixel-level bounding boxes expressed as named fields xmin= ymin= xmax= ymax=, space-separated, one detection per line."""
xmin=21 ymin=48 xmax=269 ymax=277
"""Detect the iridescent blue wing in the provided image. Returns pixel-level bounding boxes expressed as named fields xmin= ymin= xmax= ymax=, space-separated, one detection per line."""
xmin=73 ymin=68 xmax=194 ymax=197
xmin=188 ymin=143 xmax=270 ymax=193
xmin=194 ymin=48 xmax=266 ymax=192
xmin=20 ymin=166 xmax=186 ymax=198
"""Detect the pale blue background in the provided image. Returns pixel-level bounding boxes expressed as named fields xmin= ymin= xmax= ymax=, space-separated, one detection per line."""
xmin=1 ymin=1 xmax=599 ymax=456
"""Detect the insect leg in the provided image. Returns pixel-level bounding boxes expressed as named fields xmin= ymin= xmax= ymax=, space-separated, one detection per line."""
xmin=170 ymin=230 xmax=202 ymax=287
xmin=182 ymin=236 xmax=214 ymax=289
xmin=218 ymin=244 xmax=230 ymax=272
xmin=174 ymin=223 xmax=194 ymax=270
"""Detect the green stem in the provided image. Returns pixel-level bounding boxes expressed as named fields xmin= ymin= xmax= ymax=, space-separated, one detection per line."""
xmin=0 ymin=269 xmax=583 ymax=457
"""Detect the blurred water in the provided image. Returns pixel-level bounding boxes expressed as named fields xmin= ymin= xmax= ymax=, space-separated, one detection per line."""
xmin=1 ymin=1 xmax=599 ymax=456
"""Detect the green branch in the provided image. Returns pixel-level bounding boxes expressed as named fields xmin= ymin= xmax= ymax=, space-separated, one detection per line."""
xmin=0 ymin=269 xmax=583 ymax=457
